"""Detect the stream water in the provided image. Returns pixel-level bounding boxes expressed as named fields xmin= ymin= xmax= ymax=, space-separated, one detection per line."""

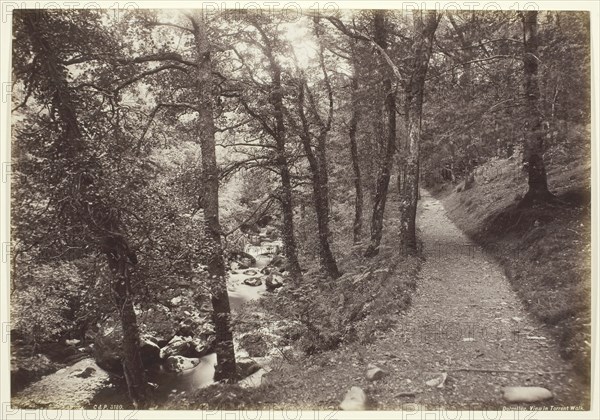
xmin=88 ymin=254 xmax=273 ymax=408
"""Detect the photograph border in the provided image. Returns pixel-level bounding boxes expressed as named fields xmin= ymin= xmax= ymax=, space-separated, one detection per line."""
xmin=0 ymin=1 xmax=597 ymax=419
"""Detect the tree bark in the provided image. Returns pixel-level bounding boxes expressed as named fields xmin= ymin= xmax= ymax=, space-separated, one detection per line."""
xmin=23 ymin=10 xmax=151 ymax=407
xmin=190 ymin=14 xmax=237 ymax=382
xmin=278 ymin=154 xmax=303 ymax=278
xmin=103 ymin=236 xmax=151 ymax=408
xmin=365 ymin=10 xmax=396 ymax=258
xmin=272 ymin=65 xmax=303 ymax=279
xmin=315 ymin=135 xmax=340 ymax=279
xmin=297 ymin=81 xmax=341 ymax=279
xmin=521 ymin=10 xmax=553 ymax=205
xmin=399 ymin=10 xmax=438 ymax=253
xmin=349 ymin=42 xmax=364 ymax=244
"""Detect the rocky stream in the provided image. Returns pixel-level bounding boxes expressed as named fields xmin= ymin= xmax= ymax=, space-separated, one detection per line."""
xmin=12 ymin=253 xmax=283 ymax=409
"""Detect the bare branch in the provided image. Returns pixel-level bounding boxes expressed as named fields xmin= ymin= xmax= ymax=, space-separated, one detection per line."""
xmin=136 ymin=102 xmax=200 ymax=153
xmin=215 ymin=119 xmax=252 ymax=133
xmin=126 ymin=52 xmax=198 ymax=67
xmin=116 ymin=64 xmax=189 ymax=92
xmin=316 ymin=14 xmax=405 ymax=84
xmin=239 ymin=99 xmax=277 ymax=139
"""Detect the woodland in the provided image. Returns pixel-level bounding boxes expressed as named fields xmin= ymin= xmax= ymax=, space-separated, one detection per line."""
xmin=9 ymin=8 xmax=590 ymax=409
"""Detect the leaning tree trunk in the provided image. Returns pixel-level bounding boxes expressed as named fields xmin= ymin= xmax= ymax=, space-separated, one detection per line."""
xmin=23 ymin=10 xmax=151 ymax=406
xmin=399 ymin=10 xmax=438 ymax=254
xmin=191 ymin=15 xmax=237 ymax=382
xmin=364 ymin=10 xmax=396 ymax=258
xmin=521 ymin=10 xmax=552 ymax=205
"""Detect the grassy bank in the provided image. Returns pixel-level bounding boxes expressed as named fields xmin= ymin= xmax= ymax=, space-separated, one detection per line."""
xmin=433 ymin=151 xmax=591 ymax=381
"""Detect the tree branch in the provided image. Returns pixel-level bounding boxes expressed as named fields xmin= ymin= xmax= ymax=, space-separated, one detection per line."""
xmin=136 ymin=102 xmax=200 ymax=153
xmin=115 ymin=64 xmax=189 ymax=92
xmin=215 ymin=119 xmax=252 ymax=133
xmin=239 ymin=99 xmax=277 ymax=139
xmin=126 ymin=52 xmax=198 ymax=67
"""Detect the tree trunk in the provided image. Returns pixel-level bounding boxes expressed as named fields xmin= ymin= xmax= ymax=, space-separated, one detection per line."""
xmin=349 ymin=44 xmax=364 ymax=244
xmin=297 ymin=82 xmax=341 ymax=279
xmin=191 ymin=15 xmax=237 ymax=382
xmin=294 ymin=23 xmax=340 ymax=279
xmin=521 ymin=10 xmax=553 ymax=205
xmin=314 ymin=138 xmax=340 ymax=279
xmin=365 ymin=10 xmax=395 ymax=258
xmin=278 ymin=152 xmax=303 ymax=277
xmin=104 ymin=238 xmax=151 ymax=408
xmin=309 ymin=165 xmax=340 ymax=278
xmin=272 ymin=65 xmax=303 ymax=278
xmin=23 ymin=10 xmax=151 ymax=406
xmin=399 ymin=10 xmax=438 ymax=254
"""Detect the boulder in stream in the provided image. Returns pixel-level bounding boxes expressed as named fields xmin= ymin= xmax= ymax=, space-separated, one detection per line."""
xmin=164 ymin=355 xmax=201 ymax=373
xmin=160 ymin=335 xmax=214 ymax=359
xmin=160 ymin=336 xmax=193 ymax=359
xmin=192 ymin=335 xmax=216 ymax=358
xmin=243 ymin=277 xmax=262 ymax=287
xmin=228 ymin=251 xmax=256 ymax=267
xmin=140 ymin=338 xmax=161 ymax=366
xmin=265 ymin=274 xmax=284 ymax=292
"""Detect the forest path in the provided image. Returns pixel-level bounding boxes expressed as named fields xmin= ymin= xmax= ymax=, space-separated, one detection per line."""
xmin=365 ymin=190 xmax=587 ymax=409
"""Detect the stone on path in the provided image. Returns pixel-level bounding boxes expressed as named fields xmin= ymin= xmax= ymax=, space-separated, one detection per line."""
xmin=502 ymin=386 xmax=553 ymax=403
xmin=425 ymin=372 xmax=448 ymax=388
xmin=366 ymin=364 xmax=386 ymax=381
xmin=340 ymin=386 xmax=367 ymax=410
